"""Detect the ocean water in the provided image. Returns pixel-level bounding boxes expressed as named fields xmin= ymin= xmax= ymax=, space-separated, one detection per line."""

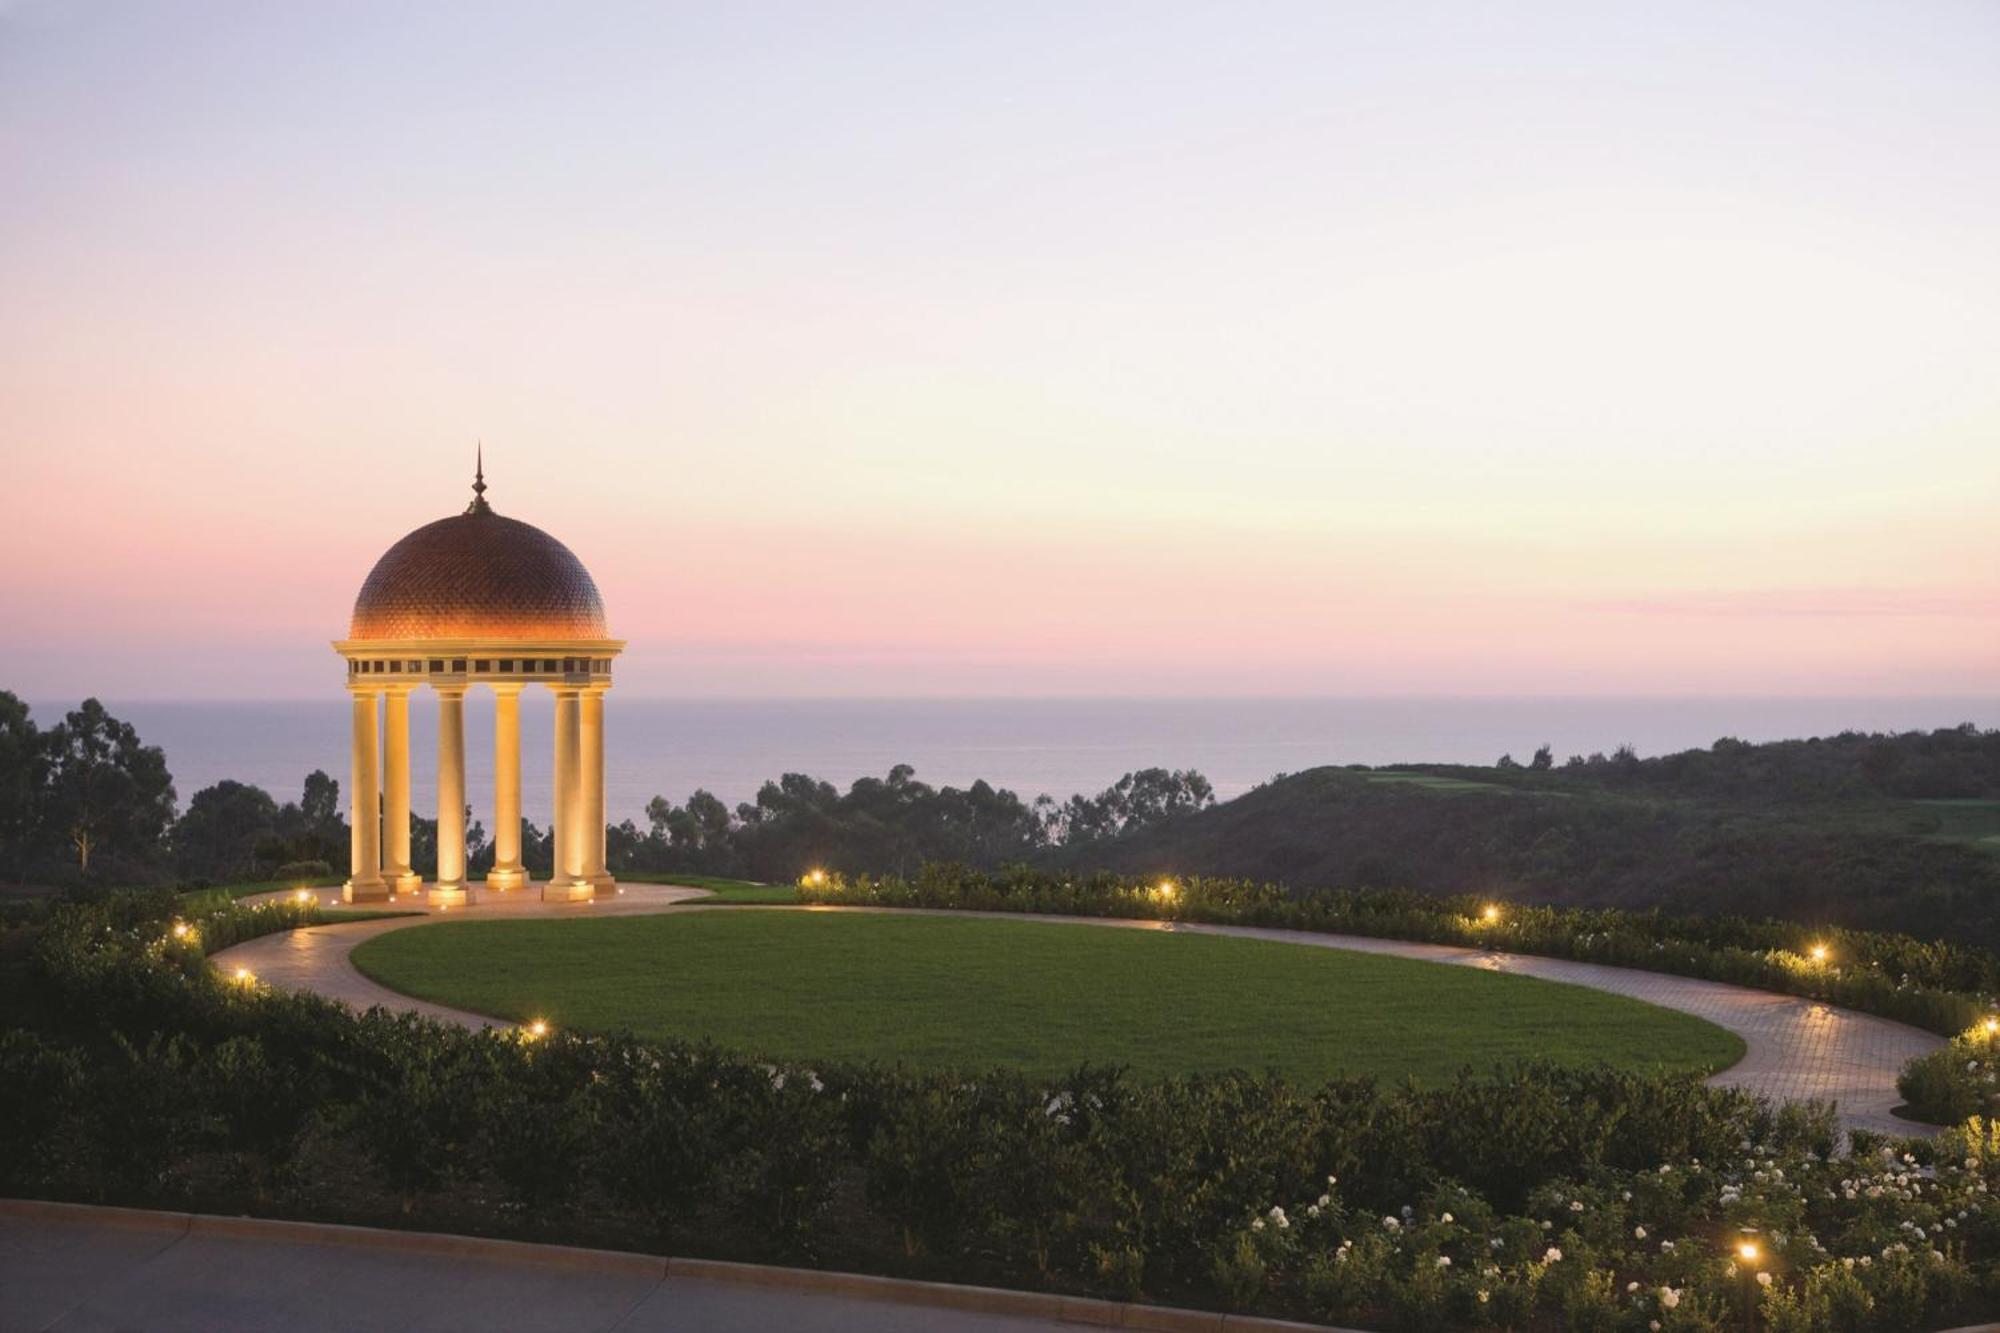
xmin=24 ymin=696 xmax=1997 ymax=833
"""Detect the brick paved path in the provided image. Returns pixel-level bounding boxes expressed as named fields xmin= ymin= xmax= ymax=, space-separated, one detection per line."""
xmin=212 ymin=892 xmax=1943 ymax=1139
xmin=1174 ymin=923 xmax=1941 ymax=1138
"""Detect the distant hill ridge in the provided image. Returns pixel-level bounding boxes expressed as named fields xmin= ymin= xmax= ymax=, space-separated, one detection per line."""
xmin=1061 ymin=724 xmax=2000 ymax=948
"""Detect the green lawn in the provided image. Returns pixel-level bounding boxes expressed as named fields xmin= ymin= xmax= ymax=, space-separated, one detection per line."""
xmin=1913 ymin=799 xmax=2000 ymax=852
xmin=351 ymin=912 xmax=1742 ymax=1085
xmin=616 ymin=872 xmax=796 ymax=904
xmin=1363 ymin=770 xmax=1511 ymax=794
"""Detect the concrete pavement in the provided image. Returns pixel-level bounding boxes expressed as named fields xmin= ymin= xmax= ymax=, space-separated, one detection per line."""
xmin=0 ymin=1202 xmax=1338 ymax=1333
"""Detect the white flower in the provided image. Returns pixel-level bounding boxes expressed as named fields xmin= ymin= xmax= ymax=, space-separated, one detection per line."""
xmin=1569 ymin=1200 xmax=1585 ymax=1212
xmin=1756 ymin=1272 xmax=1772 ymax=1287
xmin=1661 ymin=1240 xmax=1675 ymax=1252
xmin=1542 ymin=1246 xmax=1563 ymax=1264
xmin=1626 ymin=1281 xmax=1640 ymax=1292
xmin=1383 ymin=1216 xmax=1401 ymax=1230
xmin=1634 ymin=1226 xmax=1647 ymax=1239
xmin=1251 ymin=1218 xmax=1265 ymax=1232
xmin=1440 ymin=1212 xmax=1453 ymax=1223
xmin=1476 ymin=1290 xmax=1489 ymax=1304
xmin=1268 ymin=1206 xmax=1289 ymax=1230
xmin=1435 ymin=1256 xmax=1451 ymax=1268
xmin=1660 ymin=1287 xmax=1681 ymax=1310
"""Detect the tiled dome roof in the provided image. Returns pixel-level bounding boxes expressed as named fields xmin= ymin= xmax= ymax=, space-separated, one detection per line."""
xmin=349 ymin=504 xmax=607 ymax=641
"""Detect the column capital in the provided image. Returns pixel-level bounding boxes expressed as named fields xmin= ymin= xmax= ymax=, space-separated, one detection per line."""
xmin=432 ymin=683 xmax=470 ymax=700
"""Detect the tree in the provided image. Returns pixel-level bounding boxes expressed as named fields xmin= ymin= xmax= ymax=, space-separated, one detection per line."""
xmin=0 ymin=692 xmax=43 ymax=880
xmin=173 ymin=780 xmax=279 ymax=880
xmin=271 ymin=769 xmax=347 ymax=872
xmin=300 ymin=769 xmax=340 ymax=827
xmin=687 ymin=789 xmax=732 ymax=846
xmin=41 ymin=700 xmax=174 ymax=876
xmin=1530 ymin=745 xmax=1554 ymax=771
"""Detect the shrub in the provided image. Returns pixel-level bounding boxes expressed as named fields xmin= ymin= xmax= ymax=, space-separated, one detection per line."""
xmin=474 ymin=1034 xmax=604 ymax=1213
xmin=0 ymin=1028 xmax=87 ymax=1191
xmin=1899 ymin=1040 xmax=2000 ymax=1125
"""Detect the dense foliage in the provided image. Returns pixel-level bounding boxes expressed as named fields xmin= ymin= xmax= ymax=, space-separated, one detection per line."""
xmin=5 ymin=890 xmax=1999 ymax=1330
xmin=611 ymin=763 xmax=1214 ymax=882
xmin=0 ymin=691 xmax=349 ymax=887
xmin=0 ymin=694 xmax=176 ymax=883
xmin=796 ymin=866 xmax=2000 ymax=1041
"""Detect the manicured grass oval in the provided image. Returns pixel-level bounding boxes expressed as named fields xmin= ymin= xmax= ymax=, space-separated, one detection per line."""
xmin=351 ymin=910 xmax=1744 ymax=1085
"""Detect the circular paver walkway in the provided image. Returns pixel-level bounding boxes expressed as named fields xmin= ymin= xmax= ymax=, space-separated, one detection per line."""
xmin=212 ymin=888 xmax=1944 ymax=1138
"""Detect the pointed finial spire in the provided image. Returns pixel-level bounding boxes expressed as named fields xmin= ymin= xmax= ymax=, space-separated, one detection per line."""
xmin=467 ymin=443 xmax=491 ymax=514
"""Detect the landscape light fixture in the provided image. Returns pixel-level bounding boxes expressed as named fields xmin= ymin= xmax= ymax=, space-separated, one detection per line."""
xmin=1155 ymin=880 xmax=1178 ymax=902
xmin=1737 ymin=1240 xmax=1760 ymax=1263
xmin=232 ymin=967 xmax=255 ymax=985
xmin=1809 ymin=943 xmax=1828 ymax=963
xmin=1482 ymin=904 xmax=1502 ymax=924
xmin=525 ymin=1019 xmax=550 ymax=1041
xmin=1985 ymin=1017 xmax=1999 ymax=1037
xmin=294 ymin=888 xmax=314 ymax=904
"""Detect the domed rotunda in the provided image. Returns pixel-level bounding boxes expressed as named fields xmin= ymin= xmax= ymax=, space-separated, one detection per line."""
xmin=333 ymin=457 xmax=623 ymax=905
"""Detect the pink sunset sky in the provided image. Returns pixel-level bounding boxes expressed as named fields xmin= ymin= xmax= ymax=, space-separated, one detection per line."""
xmin=2 ymin=1 xmax=1996 ymax=701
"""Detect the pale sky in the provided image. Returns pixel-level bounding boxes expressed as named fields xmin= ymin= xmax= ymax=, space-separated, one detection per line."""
xmin=2 ymin=1 xmax=1996 ymax=699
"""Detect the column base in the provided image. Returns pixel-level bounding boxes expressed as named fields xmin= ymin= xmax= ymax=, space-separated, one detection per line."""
xmin=343 ymin=878 xmax=389 ymax=904
xmin=390 ymin=871 xmax=422 ymax=896
xmin=428 ymin=883 xmax=476 ymax=908
xmin=590 ymin=874 xmax=618 ymax=897
xmin=485 ymin=865 xmax=527 ymax=892
xmin=541 ymin=878 xmax=596 ymax=903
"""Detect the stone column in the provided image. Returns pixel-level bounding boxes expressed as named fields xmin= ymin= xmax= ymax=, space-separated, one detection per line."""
xmin=544 ymin=687 xmax=590 ymax=901
xmin=343 ymin=688 xmax=387 ymax=902
xmin=382 ymin=687 xmax=419 ymax=895
xmin=581 ymin=687 xmax=614 ymax=894
xmin=431 ymin=686 xmax=473 ymax=905
xmin=486 ymin=685 xmax=525 ymax=891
